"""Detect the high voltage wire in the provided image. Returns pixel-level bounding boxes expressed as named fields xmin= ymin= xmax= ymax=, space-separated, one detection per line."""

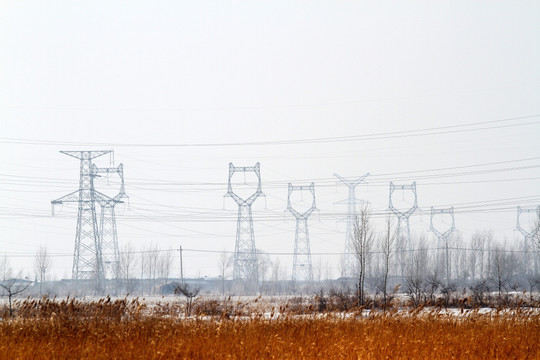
xmin=369 ymin=157 xmax=540 ymax=178
xmin=0 ymin=206 xmax=534 ymax=221
xmin=2 ymin=157 xmax=539 ymax=190
xmin=1 ymin=194 xmax=538 ymax=220
xmin=130 ymin=163 xmax=540 ymax=186
xmin=0 ymin=114 xmax=538 ymax=147
xmin=1 ymin=164 xmax=537 ymax=218
xmin=1 ymin=118 xmax=538 ymax=256
xmin=1 ymin=246 xmax=534 ymax=258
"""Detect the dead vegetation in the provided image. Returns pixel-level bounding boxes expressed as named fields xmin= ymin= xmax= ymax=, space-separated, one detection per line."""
xmin=0 ymin=296 xmax=538 ymax=359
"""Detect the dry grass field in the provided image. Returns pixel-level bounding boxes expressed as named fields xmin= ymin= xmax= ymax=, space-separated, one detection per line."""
xmin=0 ymin=297 xmax=538 ymax=359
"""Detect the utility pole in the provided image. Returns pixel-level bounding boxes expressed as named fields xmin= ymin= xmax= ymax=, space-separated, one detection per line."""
xmin=225 ymin=162 xmax=263 ymax=288
xmin=51 ymin=151 xmax=121 ymax=294
xmin=334 ymin=173 xmax=369 ymax=278
xmin=429 ymin=206 xmax=455 ymax=286
xmin=287 ymin=183 xmax=316 ymax=283
xmin=388 ymin=181 xmax=418 ymax=279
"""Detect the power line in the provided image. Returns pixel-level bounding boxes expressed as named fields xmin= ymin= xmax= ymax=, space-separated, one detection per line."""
xmin=0 ymin=114 xmax=538 ymax=147
xmin=1 ymin=245 xmax=534 ymax=258
xmin=1 ymin=155 xmax=538 ymax=191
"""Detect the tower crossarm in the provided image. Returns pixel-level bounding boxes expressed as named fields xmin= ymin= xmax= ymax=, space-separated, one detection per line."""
xmin=51 ymin=190 xmax=119 ymax=205
xmin=334 ymin=173 xmax=369 ymax=188
xmin=60 ymin=150 xmax=111 ymax=160
xmin=389 ymin=204 xmax=418 ymax=219
xmin=388 ymin=181 xmax=418 ymax=218
xmin=230 ymin=165 xmax=259 ymax=172
xmin=93 ymin=190 xmax=123 ymax=207
xmin=516 ymin=205 xmax=540 ymax=238
xmin=51 ymin=190 xmax=82 ymax=205
xmin=225 ymin=162 xmax=263 ymax=205
xmin=91 ymin=163 xmax=127 ymax=203
xmin=389 ymin=206 xmax=408 ymax=219
xmin=51 ymin=150 xmax=116 ymax=209
xmin=429 ymin=206 xmax=455 ymax=239
xmin=287 ymin=183 xmax=316 ymax=219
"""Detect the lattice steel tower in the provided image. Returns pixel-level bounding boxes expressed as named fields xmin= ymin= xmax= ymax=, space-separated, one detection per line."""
xmin=287 ymin=183 xmax=316 ymax=282
xmin=516 ymin=205 xmax=540 ymax=275
xmin=389 ymin=182 xmax=418 ymax=252
xmin=225 ymin=162 xmax=263 ymax=283
xmin=388 ymin=181 xmax=418 ymax=278
xmin=51 ymin=151 xmax=120 ymax=292
xmin=334 ymin=173 xmax=369 ymax=277
xmin=430 ymin=207 xmax=455 ymax=286
xmin=91 ymin=163 xmax=127 ymax=280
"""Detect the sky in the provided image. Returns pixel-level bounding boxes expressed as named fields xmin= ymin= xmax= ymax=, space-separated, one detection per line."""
xmin=1 ymin=1 xmax=540 ymax=280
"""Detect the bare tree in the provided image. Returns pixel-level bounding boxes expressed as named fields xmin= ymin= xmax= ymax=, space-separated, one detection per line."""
xmin=441 ymin=282 xmax=457 ymax=307
xmin=270 ymin=258 xmax=283 ymax=295
xmin=143 ymin=244 xmax=159 ymax=294
xmin=0 ymin=255 xmax=10 ymax=281
xmin=338 ymin=253 xmax=348 ymax=279
xmin=158 ymin=249 xmax=173 ymax=283
xmin=425 ymin=272 xmax=441 ymax=303
xmin=525 ymin=275 xmax=540 ymax=301
xmin=256 ymin=249 xmax=271 ymax=286
xmin=452 ymin=232 xmax=468 ymax=283
xmin=1 ymin=270 xmax=31 ymax=317
xmin=174 ymin=283 xmax=200 ymax=316
xmin=218 ymin=250 xmax=232 ymax=295
xmin=485 ymin=231 xmax=493 ymax=280
xmin=470 ymin=279 xmax=490 ymax=307
xmin=34 ymin=244 xmax=51 ymax=296
xmin=119 ymin=243 xmax=137 ymax=294
xmin=352 ymin=204 xmax=375 ymax=306
xmin=313 ymin=257 xmax=323 ymax=283
xmin=469 ymin=232 xmax=483 ymax=281
xmin=489 ymin=246 xmax=516 ymax=305
xmin=139 ymin=247 xmax=146 ymax=295
xmin=379 ymin=216 xmax=396 ymax=306
xmin=406 ymin=238 xmax=429 ymax=307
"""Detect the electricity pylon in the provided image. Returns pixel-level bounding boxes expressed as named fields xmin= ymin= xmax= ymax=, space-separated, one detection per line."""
xmin=516 ymin=205 xmax=540 ymax=275
xmin=287 ymin=183 xmax=316 ymax=282
xmin=388 ymin=181 xmax=418 ymax=278
xmin=91 ymin=163 xmax=127 ymax=281
xmin=334 ymin=173 xmax=369 ymax=278
xmin=225 ymin=162 xmax=263 ymax=284
xmin=430 ymin=206 xmax=455 ymax=286
xmin=51 ymin=151 xmax=121 ymax=293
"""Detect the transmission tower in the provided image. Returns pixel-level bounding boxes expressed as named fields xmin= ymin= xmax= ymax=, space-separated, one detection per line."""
xmin=225 ymin=162 xmax=263 ymax=284
xmin=91 ymin=163 xmax=127 ymax=281
xmin=334 ymin=173 xmax=369 ymax=278
xmin=51 ymin=151 xmax=120 ymax=293
xmin=516 ymin=205 xmax=540 ymax=275
xmin=429 ymin=206 xmax=455 ymax=286
xmin=388 ymin=181 xmax=418 ymax=278
xmin=287 ymin=183 xmax=316 ymax=282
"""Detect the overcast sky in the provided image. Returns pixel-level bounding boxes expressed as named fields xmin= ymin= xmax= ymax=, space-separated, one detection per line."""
xmin=1 ymin=1 xmax=539 ymax=280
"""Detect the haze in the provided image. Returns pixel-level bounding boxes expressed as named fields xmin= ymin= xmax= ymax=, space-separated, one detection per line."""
xmin=1 ymin=1 xmax=539 ymax=280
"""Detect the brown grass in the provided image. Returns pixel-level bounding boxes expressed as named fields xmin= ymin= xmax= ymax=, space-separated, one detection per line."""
xmin=0 ymin=298 xmax=538 ymax=359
